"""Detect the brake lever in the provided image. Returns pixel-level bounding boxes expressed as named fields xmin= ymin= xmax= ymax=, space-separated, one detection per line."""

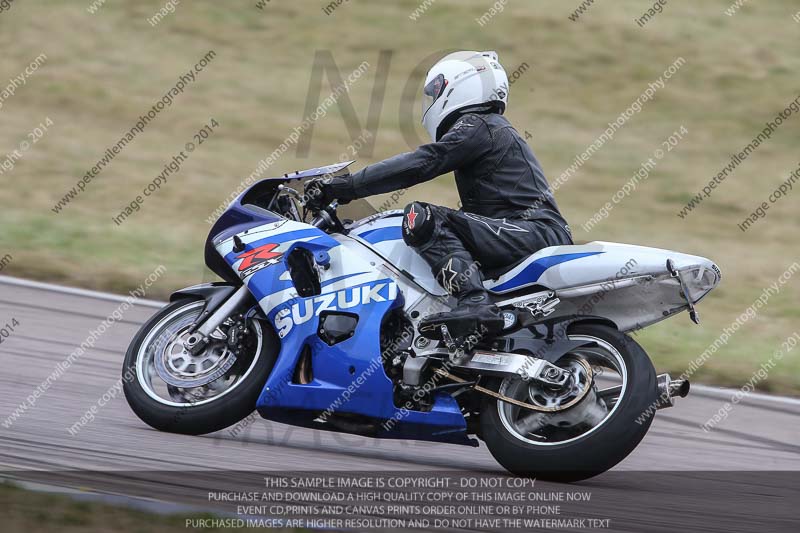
xmin=277 ymin=184 xmax=302 ymax=201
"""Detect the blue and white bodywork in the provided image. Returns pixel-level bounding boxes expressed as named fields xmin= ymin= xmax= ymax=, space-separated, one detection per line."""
xmin=348 ymin=211 xmax=720 ymax=332
xmin=125 ymin=160 xmax=723 ymax=479
xmin=203 ymin=162 xmax=719 ymax=444
xmin=211 ymin=201 xmax=467 ymax=442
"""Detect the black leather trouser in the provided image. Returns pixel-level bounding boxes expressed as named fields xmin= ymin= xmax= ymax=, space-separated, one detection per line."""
xmin=401 ymin=202 xmax=573 ymax=294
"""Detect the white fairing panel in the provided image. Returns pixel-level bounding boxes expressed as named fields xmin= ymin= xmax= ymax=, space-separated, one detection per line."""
xmin=216 ymin=210 xmax=722 ymax=334
xmin=346 ymin=212 xmax=722 ymax=332
xmin=486 ymin=241 xmax=719 ymax=293
xmin=490 ymin=241 xmax=721 ymax=331
xmin=348 ymin=212 xmax=448 ymax=297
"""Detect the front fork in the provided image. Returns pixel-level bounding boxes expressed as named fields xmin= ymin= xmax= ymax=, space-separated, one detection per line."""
xmin=183 ymin=285 xmax=252 ymax=355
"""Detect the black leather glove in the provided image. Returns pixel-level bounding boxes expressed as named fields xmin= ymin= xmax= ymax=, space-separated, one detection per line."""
xmin=304 ymin=175 xmax=356 ymax=210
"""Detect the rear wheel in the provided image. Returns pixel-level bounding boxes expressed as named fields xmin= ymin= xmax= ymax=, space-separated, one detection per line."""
xmin=479 ymin=323 xmax=657 ymax=482
xmin=123 ymin=298 xmax=278 ymax=435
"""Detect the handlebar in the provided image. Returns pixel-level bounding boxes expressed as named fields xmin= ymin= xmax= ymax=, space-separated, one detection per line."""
xmin=275 ymin=184 xmax=341 ymax=231
xmin=311 ymin=201 xmax=340 ymax=230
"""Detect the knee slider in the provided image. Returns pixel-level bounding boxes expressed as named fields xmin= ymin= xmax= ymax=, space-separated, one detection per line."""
xmin=402 ymin=202 xmax=435 ymax=247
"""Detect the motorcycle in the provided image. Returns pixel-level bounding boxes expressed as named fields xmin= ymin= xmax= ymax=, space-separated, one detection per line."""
xmin=123 ymin=160 xmax=721 ymax=481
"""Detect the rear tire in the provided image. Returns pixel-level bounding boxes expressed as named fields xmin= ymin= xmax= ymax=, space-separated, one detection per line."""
xmin=480 ymin=324 xmax=657 ymax=482
xmin=123 ymin=298 xmax=278 ymax=435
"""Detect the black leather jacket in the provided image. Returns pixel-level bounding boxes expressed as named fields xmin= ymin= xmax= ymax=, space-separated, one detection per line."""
xmin=333 ymin=112 xmax=571 ymax=239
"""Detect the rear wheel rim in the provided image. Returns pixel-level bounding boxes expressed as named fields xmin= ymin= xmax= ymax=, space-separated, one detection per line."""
xmin=134 ymin=301 xmax=264 ymax=407
xmin=496 ymin=334 xmax=628 ymax=446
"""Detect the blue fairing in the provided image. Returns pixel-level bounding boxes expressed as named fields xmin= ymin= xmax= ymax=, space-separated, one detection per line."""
xmin=253 ymin=265 xmax=467 ymax=442
xmin=210 ymin=187 xmax=469 ymax=444
xmin=254 ymin=274 xmax=466 ymax=441
xmin=358 ymin=226 xmax=403 ymax=244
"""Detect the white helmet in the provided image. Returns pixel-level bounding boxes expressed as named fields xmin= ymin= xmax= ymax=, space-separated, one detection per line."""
xmin=421 ymin=51 xmax=509 ymax=141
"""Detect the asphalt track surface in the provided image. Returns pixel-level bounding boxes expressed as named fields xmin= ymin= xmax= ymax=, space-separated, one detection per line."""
xmin=0 ymin=276 xmax=798 ymax=531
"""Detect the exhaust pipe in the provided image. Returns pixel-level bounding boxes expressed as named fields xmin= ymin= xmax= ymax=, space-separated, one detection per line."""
xmin=655 ymin=373 xmax=690 ymax=410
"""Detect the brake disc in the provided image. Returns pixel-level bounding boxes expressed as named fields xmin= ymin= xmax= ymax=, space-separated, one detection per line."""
xmin=153 ymin=327 xmax=237 ymax=388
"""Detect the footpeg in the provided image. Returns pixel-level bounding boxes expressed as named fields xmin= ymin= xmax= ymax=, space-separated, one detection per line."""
xmin=440 ymin=325 xmax=470 ymax=363
xmin=440 ymin=324 xmax=456 ymax=352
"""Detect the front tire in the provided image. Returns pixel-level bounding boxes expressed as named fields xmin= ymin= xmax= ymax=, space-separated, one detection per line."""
xmin=123 ymin=298 xmax=278 ymax=435
xmin=480 ymin=324 xmax=657 ymax=482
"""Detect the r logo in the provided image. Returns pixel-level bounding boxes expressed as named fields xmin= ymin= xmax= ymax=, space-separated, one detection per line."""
xmin=236 ymin=243 xmax=283 ymax=277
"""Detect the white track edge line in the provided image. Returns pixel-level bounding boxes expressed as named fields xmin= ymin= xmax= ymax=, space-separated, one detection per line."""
xmin=0 ymin=275 xmax=166 ymax=309
xmin=689 ymin=384 xmax=800 ymax=406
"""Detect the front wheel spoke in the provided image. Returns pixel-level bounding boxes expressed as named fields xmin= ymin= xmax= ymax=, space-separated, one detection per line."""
xmin=198 ymin=351 xmax=222 ymax=367
xmin=168 ymin=355 xmax=183 ymax=371
xmin=137 ymin=303 xmax=263 ymax=406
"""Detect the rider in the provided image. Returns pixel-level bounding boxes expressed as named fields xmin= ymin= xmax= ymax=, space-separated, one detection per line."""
xmin=306 ymin=51 xmax=573 ymax=341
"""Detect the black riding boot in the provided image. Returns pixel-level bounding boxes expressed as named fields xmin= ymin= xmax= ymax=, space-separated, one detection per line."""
xmin=418 ymin=255 xmax=505 ymax=342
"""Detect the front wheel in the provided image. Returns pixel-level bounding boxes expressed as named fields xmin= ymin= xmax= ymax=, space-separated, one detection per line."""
xmin=480 ymin=324 xmax=657 ymax=482
xmin=123 ymin=298 xmax=278 ymax=435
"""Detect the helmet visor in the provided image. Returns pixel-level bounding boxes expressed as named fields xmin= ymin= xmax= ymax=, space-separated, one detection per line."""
xmin=422 ymin=73 xmax=447 ymax=120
